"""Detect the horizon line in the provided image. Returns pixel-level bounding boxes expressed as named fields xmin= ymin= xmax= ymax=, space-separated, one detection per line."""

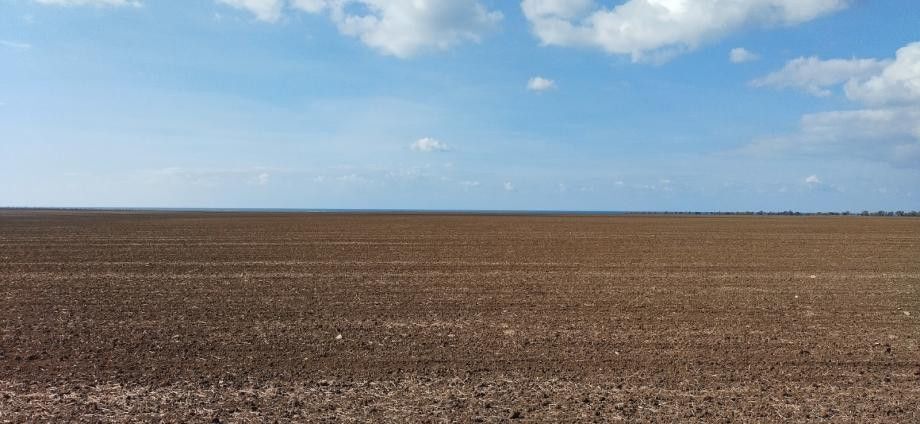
xmin=2 ymin=207 xmax=918 ymax=216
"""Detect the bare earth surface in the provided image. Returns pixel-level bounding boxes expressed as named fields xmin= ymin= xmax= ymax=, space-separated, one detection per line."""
xmin=1 ymin=211 xmax=918 ymax=422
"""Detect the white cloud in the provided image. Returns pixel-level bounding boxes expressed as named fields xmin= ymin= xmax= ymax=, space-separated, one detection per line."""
xmin=802 ymin=175 xmax=841 ymax=192
xmin=503 ymin=181 xmax=515 ymax=191
xmin=520 ymin=0 xmax=849 ymax=62
xmin=336 ymin=173 xmax=372 ymax=184
xmin=844 ymin=42 xmax=920 ymax=106
xmin=0 ymin=40 xmax=31 ymax=50
xmin=746 ymin=107 xmax=920 ymax=167
xmin=752 ymin=56 xmax=890 ymax=96
xmin=749 ymin=40 xmax=920 ymax=168
xmin=798 ymin=108 xmax=920 ymax=142
xmin=521 ymin=0 xmax=595 ymax=20
xmin=411 ymin=137 xmax=450 ymax=152
xmin=216 ymin=0 xmax=283 ymax=22
xmin=222 ymin=0 xmax=502 ymax=57
xmin=460 ymin=180 xmax=480 ymax=190
xmin=290 ymin=0 xmax=325 ymax=13
xmin=146 ymin=167 xmax=280 ymax=187
xmin=729 ymin=47 xmax=759 ymax=63
xmin=527 ymin=76 xmax=556 ymax=91
xmin=34 ymin=0 xmax=140 ymax=6
xmin=256 ymin=172 xmax=271 ymax=185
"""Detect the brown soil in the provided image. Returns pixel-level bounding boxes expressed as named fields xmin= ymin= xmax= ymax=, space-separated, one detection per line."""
xmin=1 ymin=211 xmax=918 ymax=422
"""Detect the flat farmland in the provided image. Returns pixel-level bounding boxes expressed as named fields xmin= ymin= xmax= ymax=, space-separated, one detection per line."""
xmin=0 ymin=211 xmax=918 ymax=422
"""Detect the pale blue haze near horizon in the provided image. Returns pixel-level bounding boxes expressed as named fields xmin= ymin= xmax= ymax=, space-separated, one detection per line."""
xmin=1 ymin=0 xmax=919 ymax=211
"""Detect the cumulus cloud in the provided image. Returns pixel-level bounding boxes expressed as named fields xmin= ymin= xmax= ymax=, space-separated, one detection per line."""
xmin=804 ymin=175 xmax=821 ymax=185
xmin=749 ymin=41 xmax=920 ymax=168
xmin=325 ymin=0 xmax=502 ymax=57
xmin=216 ymin=0 xmax=283 ymax=22
xmin=503 ymin=181 xmax=515 ymax=191
xmin=411 ymin=137 xmax=450 ymax=152
xmin=34 ymin=0 xmax=140 ymax=6
xmin=520 ymin=0 xmax=849 ymax=62
xmin=844 ymin=42 xmax=920 ymax=105
xmin=729 ymin=47 xmax=759 ymax=63
xmin=219 ymin=0 xmax=502 ymax=57
xmin=527 ymin=76 xmax=556 ymax=91
xmin=752 ymin=56 xmax=890 ymax=96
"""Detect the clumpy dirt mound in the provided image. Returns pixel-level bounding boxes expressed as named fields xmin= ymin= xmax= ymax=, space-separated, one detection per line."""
xmin=1 ymin=211 xmax=918 ymax=421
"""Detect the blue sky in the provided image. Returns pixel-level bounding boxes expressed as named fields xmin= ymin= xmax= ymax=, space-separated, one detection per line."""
xmin=1 ymin=0 xmax=918 ymax=211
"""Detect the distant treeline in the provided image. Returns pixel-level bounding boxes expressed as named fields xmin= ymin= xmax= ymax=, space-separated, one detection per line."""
xmin=632 ymin=211 xmax=920 ymax=217
xmin=1 ymin=207 xmax=919 ymax=216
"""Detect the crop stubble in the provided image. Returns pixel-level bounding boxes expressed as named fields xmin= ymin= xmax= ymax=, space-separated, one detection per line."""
xmin=0 ymin=211 xmax=918 ymax=421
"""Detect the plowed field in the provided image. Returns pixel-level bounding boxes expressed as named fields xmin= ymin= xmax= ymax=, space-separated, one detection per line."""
xmin=1 ymin=211 xmax=918 ymax=422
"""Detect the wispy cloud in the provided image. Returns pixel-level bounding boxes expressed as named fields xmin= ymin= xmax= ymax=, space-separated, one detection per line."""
xmin=0 ymin=40 xmax=32 ymax=50
xmin=215 ymin=0 xmax=283 ymax=22
xmin=146 ymin=167 xmax=278 ymax=187
xmin=34 ymin=0 xmax=141 ymax=7
xmin=255 ymin=172 xmax=270 ymax=185
xmin=729 ymin=47 xmax=759 ymax=63
xmin=459 ymin=180 xmax=480 ymax=190
xmin=751 ymin=56 xmax=890 ymax=97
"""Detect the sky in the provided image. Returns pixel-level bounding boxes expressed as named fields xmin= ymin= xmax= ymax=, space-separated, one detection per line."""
xmin=1 ymin=0 xmax=919 ymax=212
